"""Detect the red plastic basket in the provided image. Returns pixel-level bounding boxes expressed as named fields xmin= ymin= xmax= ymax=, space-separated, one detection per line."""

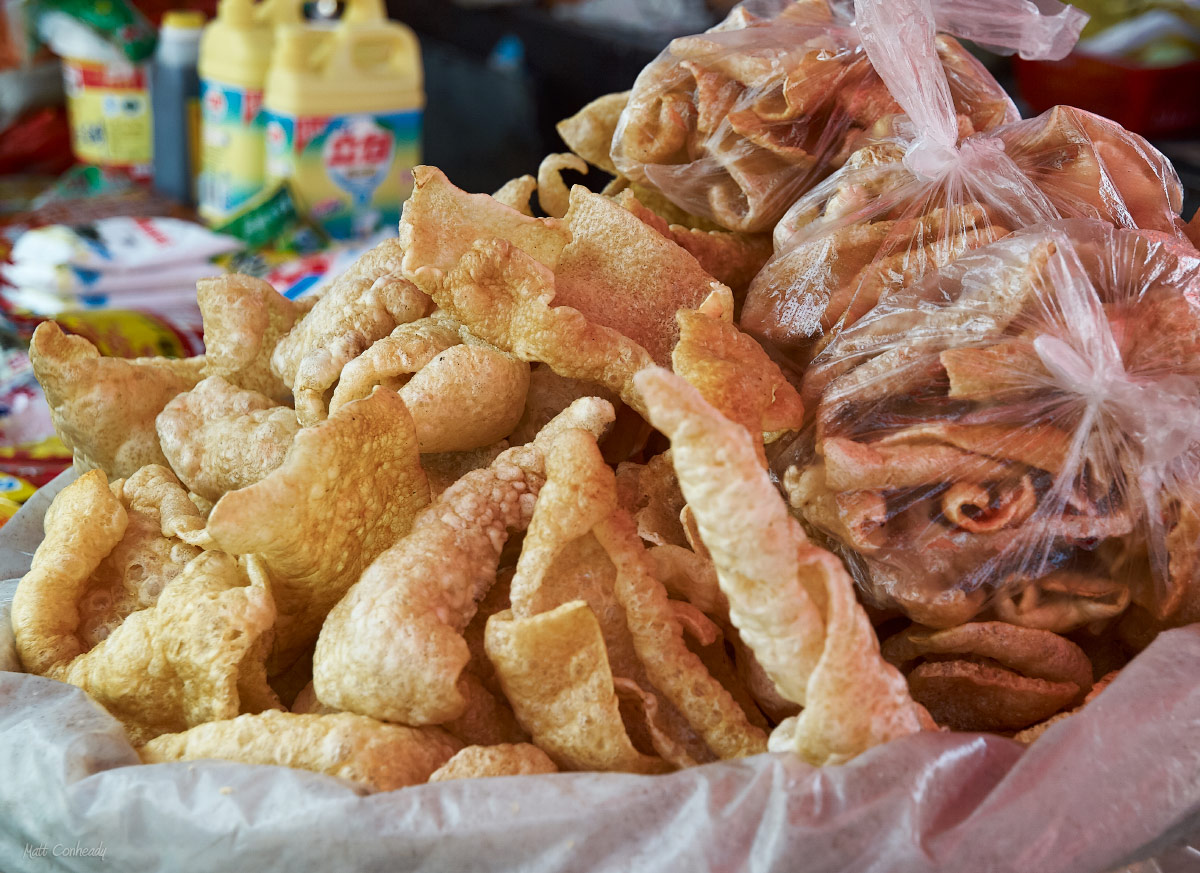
xmin=1014 ymin=52 xmax=1200 ymax=138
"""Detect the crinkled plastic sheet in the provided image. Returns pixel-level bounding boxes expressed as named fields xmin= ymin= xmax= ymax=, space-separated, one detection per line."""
xmin=740 ymin=0 xmax=1186 ymax=368
xmin=0 ymin=472 xmax=1198 ymax=872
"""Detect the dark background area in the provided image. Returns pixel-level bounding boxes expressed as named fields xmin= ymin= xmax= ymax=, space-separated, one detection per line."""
xmin=388 ymin=0 xmax=699 ymax=194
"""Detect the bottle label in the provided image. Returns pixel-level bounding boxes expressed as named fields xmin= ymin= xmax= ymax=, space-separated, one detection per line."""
xmin=198 ymin=80 xmax=267 ymax=224
xmin=62 ymin=59 xmax=152 ymax=172
xmin=263 ymin=108 xmax=421 ymax=240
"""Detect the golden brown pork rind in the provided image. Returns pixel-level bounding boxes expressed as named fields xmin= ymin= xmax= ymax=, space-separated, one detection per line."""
xmin=636 ymin=367 xmax=926 ymax=765
xmin=882 ymin=622 xmax=1093 ymax=731
xmin=14 ymin=477 xmax=278 ymax=743
xmin=156 ymin=377 xmax=300 ymax=503
xmin=401 ymin=168 xmax=726 ymax=374
xmin=400 ymin=165 xmax=572 ymax=277
xmin=507 ymin=364 xmax=616 ymax=447
xmin=492 ymin=174 xmax=538 ymax=215
xmin=311 ymin=397 xmax=615 ymax=726
xmin=509 ymin=428 xmax=757 ymax=763
xmin=271 ymin=238 xmax=433 ymax=425
xmin=326 ymin=317 xmax=461 ymax=415
xmin=30 ymin=321 xmax=204 ymax=478
xmin=537 ymin=153 xmax=589 ymax=219
xmin=672 ymin=288 xmax=804 ymax=462
xmin=198 ymin=274 xmax=302 ymax=403
xmin=328 ymin=317 xmax=530 ymax=452
xmin=614 ymin=189 xmax=772 ymax=295
xmin=399 ymin=339 xmax=530 ymax=453
xmin=424 ymin=238 xmax=656 ymax=413
xmin=205 ymin=387 xmax=430 ymax=673
xmin=12 ymin=469 xmax=127 ymax=674
xmin=595 ymin=505 xmax=768 ymax=759
xmin=525 ymin=429 xmax=764 ymax=758
xmin=138 ymin=711 xmax=462 ymax=793
xmin=428 ymin=743 xmax=558 ymax=781
xmin=12 ymin=466 xmax=217 ymax=674
xmin=556 ymin=91 xmax=628 ymax=176
xmin=553 ymin=186 xmax=723 ymax=366
xmin=485 ymin=601 xmax=669 ymax=774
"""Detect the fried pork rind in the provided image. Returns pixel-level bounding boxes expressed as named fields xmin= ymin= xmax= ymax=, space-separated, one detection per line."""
xmin=613 ymin=189 xmax=772 ymax=296
xmin=783 ymin=221 xmax=1200 ymax=629
xmin=13 ymin=473 xmax=278 ymax=743
xmin=421 ymin=238 xmax=655 ymax=413
xmin=553 ymin=186 xmax=725 ymax=366
xmin=328 ymin=318 xmax=531 ymax=453
xmin=492 ymin=174 xmax=538 ymax=216
xmin=537 ymin=153 xmax=589 ymax=219
xmin=156 ymin=377 xmax=300 ymax=503
xmin=486 ymin=601 xmax=669 ymax=773
xmin=399 ymin=340 xmax=530 ymax=453
xmin=428 ymin=743 xmax=558 ymax=782
xmin=882 ymin=622 xmax=1093 ymax=732
xmin=508 ymin=364 xmax=616 ymax=447
xmin=1012 ymin=668 xmax=1117 ymax=744
xmin=30 ymin=321 xmax=204 ymax=478
xmin=636 ymin=367 xmax=926 ymax=765
xmin=205 ymin=387 xmax=430 ymax=673
xmin=270 ymin=238 xmax=434 ymax=426
xmin=400 ymin=165 xmax=572 ymax=276
xmin=312 ymin=398 xmax=615 ymax=726
xmin=327 ymin=316 xmax=461 ymax=414
xmin=672 ymin=287 xmax=804 ymax=462
xmin=198 ymin=274 xmax=301 ymax=403
xmin=743 ymin=101 xmax=1187 ymax=366
xmin=556 ymin=91 xmax=628 ymax=177
xmin=138 ymin=711 xmax=462 ymax=793
xmin=611 ymin=1 xmax=1015 ymax=232
xmin=401 ymin=167 xmax=726 ymax=379
xmin=510 ymin=427 xmax=766 ymax=761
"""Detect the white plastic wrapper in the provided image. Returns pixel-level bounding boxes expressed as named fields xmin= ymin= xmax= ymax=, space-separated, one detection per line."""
xmin=608 ymin=0 xmax=1084 ymax=233
xmin=740 ymin=0 xmax=1186 ymax=370
xmin=2 ymin=472 xmax=1200 ymax=871
xmin=779 ymin=220 xmax=1200 ymax=640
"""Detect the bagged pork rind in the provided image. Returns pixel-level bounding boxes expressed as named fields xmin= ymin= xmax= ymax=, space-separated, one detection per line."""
xmin=781 ymin=219 xmax=1200 ymax=636
xmin=608 ymin=0 xmax=1085 ymax=234
xmin=740 ymin=0 xmax=1186 ymax=371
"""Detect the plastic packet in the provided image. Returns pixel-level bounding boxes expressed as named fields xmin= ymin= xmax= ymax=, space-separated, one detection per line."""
xmin=778 ymin=219 xmax=1200 ymax=638
xmin=740 ymin=0 xmax=1186 ymax=372
xmin=608 ymin=0 xmax=1086 ymax=233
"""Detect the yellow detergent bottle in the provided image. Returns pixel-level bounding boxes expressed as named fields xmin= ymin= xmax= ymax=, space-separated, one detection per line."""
xmin=262 ymin=0 xmax=423 ymax=239
xmin=197 ymin=0 xmax=299 ymax=225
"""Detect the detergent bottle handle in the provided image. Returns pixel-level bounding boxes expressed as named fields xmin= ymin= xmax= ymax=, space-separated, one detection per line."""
xmin=342 ymin=0 xmax=387 ymax=24
xmin=323 ymin=19 xmax=422 ymax=89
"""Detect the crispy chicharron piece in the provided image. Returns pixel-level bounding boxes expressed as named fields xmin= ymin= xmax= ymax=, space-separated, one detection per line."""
xmin=636 ymin=367 xmax=927 ymax=765
xmin=30 ymin=321 xmax=204 ymax=478
xmin=312 ymin=397 xmax=615 ymax=725
xmin=156 ymin=376 xmax=300 ymax=502
xmin=205 ymin=387 xmax=430 ymax=673
xmin=139 ymin=711 xmax=462 ymax=793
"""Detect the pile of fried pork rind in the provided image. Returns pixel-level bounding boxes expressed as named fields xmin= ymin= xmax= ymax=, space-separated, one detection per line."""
xmin=7 ymin=0 xmax=1200 ymax=800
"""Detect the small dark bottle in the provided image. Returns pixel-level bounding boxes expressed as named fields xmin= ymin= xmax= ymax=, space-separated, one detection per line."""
xmin=151 ymin=11 xmax=204 ymax=205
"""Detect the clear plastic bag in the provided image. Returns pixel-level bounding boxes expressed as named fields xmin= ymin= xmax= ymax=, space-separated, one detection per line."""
xmin=740 ymin=0 xmax=1186 ymax=368
xmin=779 ymin=219 xmax=1200 ymax=638
xmin=608 ymin=0 xmax=1085 ymax=233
